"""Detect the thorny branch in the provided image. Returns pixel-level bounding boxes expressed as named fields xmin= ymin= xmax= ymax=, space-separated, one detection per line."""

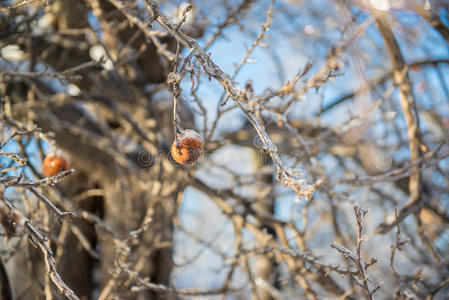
xmin=106 ymin=0 xmax=317 ymax=196
xmin=24 ymin=221 xmax=80 ymax=300
xmin=1 ymin=180 xmax=79 ymax=299
xmin=331 ymin=205 xmax=379 ymax=299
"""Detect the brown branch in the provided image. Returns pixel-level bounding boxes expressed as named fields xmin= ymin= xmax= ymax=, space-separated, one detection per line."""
xmin=126 ymin=265 xmax=244 ymax=296
xmin=28 ymin=187 xmax=75 ymax=221
xmin=426 ymin=277 xmax=449 ymax=300
xmin=0 ymin=0 xmax=44 ymax=12
xmin=319 ymin=59 xmax=449 ymax=115
xmin=1 ymin=59 xmax=104 ymax=81
xmin=203 ymin=0 xmax=255 ymax=50
xmin=374 ymin=13 xmax=422 ymax=234
xmin=24 ymin=221 xmax=80 ymax=300
xmin=335 ymin=141 xmax=447 ymax=188
xmin=389 ymin=209 xmax=409 ymax=278
xmin=4 ymin=169 xmax=75 ymax=188
xmin=417 ymin=7 xmax=449 ymax=44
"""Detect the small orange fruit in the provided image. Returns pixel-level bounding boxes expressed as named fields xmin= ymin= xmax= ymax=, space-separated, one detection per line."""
xmin=171 ymin=129 xmax=203 ymax=165
xmin=42 ymin=152 xmax=69 ymax=177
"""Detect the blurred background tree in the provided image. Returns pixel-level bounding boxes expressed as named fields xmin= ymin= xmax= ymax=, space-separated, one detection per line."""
xmin=0 ymin=0 xmax=448 ymax=299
